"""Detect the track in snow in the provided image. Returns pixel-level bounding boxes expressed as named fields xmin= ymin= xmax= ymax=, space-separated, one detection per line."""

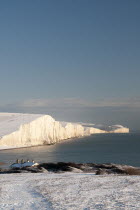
xmin=0 ymin=173 xmax=140 ymax=210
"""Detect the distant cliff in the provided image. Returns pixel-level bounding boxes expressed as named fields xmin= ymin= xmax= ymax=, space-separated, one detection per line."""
xmin=0 ymin=113 xmax=129 ymax=149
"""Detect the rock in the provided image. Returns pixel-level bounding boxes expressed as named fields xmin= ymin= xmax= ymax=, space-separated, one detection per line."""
xmin=68 ymin=166 xmax=83 ymax=173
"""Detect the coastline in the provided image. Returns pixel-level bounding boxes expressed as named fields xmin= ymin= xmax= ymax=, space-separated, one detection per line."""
xmin=0 ymin=132 xmax=131 ymax=152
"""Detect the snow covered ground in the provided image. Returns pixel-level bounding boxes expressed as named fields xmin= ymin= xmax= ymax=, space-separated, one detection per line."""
xmin=0 ymin=173 xmax=140 ymax=210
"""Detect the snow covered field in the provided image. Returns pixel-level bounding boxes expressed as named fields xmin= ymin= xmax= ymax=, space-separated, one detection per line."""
xmin=0 ymin=173 xmax=140 ymax=210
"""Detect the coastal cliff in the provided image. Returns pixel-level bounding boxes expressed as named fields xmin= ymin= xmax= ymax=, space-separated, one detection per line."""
xmin=0 ymin=113 xmax=129 ymax=149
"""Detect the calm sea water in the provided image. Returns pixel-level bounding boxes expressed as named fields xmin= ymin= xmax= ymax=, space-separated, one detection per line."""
xmin=0 ymin=133 xmax=140 ymax=168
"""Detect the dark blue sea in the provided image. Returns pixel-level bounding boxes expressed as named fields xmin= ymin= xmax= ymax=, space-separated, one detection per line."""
xmin=0 ymin=133 xmax=140 ymax=168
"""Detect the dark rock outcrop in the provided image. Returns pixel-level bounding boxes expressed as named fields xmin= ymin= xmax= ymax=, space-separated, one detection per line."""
xmin=0 ymin=162 xmax=140 ymax=175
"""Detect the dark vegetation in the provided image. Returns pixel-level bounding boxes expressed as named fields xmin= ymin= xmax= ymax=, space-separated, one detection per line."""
xmin=0 ymin=162 xmax=140 ymax=175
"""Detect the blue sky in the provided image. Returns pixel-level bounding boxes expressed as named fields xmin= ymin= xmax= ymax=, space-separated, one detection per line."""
xmin=0 ymin=0 xmax=140 ymax=130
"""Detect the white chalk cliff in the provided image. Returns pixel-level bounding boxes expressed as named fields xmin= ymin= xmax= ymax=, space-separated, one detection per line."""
xmin=108 ymin=125 xmax=130 ymax=133
xmin=0 ymin=113 xmax=129 ymax=149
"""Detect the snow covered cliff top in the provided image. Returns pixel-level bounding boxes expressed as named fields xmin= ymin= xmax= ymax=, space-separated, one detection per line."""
xmin=0 ymin=113 xmax=43 ymax=138
xmin=0 ymin=112 xmax=129 ymax=136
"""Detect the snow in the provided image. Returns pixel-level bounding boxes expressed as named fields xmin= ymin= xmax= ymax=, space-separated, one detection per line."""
xmin=0 ymin=113 xmax=129 ymax=150
xmin=0 ymin=173 xmax=140 ymax=210
xmin=0 ymin=113 xmax=43 ymax=137
xmin=10 ymin=161 xmax=39 ymax=169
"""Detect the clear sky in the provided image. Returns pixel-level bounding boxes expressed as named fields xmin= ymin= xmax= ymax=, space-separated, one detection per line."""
xmin=0 ymin=0 xmax=140 ymax=130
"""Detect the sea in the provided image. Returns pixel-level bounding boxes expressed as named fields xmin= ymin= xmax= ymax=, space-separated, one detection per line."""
xmin=0 ymin=132 xmax=140 ymax=168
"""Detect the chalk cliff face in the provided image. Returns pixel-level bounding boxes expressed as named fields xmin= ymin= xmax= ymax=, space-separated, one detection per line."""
xmin=108 ymin=125 xmax=130 ymax=133
xmin=0 ymin=113 xmax=129 ymax=149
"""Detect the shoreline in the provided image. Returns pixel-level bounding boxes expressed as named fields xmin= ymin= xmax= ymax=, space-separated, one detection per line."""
xmin=0 ymin=143 xmax=55 ymax=152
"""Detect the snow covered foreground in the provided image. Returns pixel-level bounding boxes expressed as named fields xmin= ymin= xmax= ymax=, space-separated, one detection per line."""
xmin=0 ymin=173 xmax=140 ymax=210
xmin=0 ymin=113 xmax=129 ymax=150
